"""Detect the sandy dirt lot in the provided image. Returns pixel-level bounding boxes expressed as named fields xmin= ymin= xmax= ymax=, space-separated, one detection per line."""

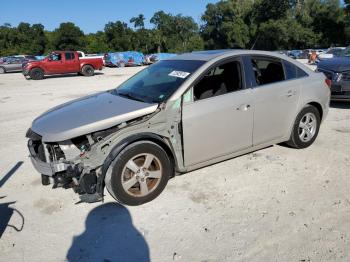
xmin=0 ymin=66 xmax=349 ymax=262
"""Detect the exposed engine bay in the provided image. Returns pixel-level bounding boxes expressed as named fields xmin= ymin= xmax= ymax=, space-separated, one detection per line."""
xmin=26 ymin=113 xmax=163 ymax=203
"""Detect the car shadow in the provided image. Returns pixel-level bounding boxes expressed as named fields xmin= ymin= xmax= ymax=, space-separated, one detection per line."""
xmin=330 ymin=101 xmax=350 ymax=109
xmin=0 ymin=161 xmax=23 ymax=188
xmin=0 ymin=198 xmax=24 ymax=239
xmin=0 ymin=162 xmax=25 ymax=239
xmin=43 ymin=72 xmax=104 ymax=79
xmin=66 ymin=203 xmax=150 ymax=262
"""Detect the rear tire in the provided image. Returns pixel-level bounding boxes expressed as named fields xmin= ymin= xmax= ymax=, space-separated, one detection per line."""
xmin=0 ymin=67 xmax=5 ymax=74
xmin=106 ymin=141 xmax=172 ymax=206
xmin=286 ymin=105 xmax=321 ymax=149
xmin=30 ymin=68 xmax=44 ymax=80
xmin=81 ymin=65 xmax=94 ymax=76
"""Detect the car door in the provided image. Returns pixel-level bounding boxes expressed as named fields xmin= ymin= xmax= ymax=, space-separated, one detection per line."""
xmin=6 ymin=58 xmax=22 ymax=72
xmin=64 ymin=52 xmax=79 ymax=72
xmin=182 ymin=58 xmax=254 ymax=167
xmin=246 ymin=56 xmax=301 ymax=146
xmin=46 ymin=53 xmax=65 ymax=74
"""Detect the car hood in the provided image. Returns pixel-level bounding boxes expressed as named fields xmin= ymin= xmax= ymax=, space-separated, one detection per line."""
xmin=31 ymin=91 xmax=158 ymax=142
xmin=317 ymin=57 xmax=350 ymax=72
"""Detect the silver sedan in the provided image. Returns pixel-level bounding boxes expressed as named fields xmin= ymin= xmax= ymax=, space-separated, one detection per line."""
xmin=26 ymin=50 xmax=330 ymax=205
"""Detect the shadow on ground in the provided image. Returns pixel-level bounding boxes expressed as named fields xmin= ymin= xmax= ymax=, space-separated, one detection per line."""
xmin=42 ymin=72 xmax=104 ymax=80
xmin=0 ymin=162 xmax=25 ymax=238
xmin=0 ymin=198 xmax=24 ymax=238
xmin=0 ymin=161 xmax=23 ymax=188
xmin=330 ymin=101 xmax=350 ymax=109
xmin=66 ymin=203 xmax=149 ymax=262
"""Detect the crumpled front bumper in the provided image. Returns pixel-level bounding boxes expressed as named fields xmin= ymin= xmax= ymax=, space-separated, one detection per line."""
xmin=29 ymin=155 xmax=68 ymax=176
xmin=28 ymin=140 xmax=69 ymax=176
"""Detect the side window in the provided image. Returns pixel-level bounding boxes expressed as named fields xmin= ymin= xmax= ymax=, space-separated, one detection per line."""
xmin=283 ymin=60 xmax=308 ymax=79
xmin=251 ymin=58 xmax=285 ymax=86
xmin=193 ymin=60 xmax=243 ymax=101
xmin=283 ymin=61 xmax=297 ymax=80
xmin=78 ymin=52 xmax=82 ymax=58
xmin=296 ymin=67 xmax=308 ymax=78
xmin=65 ymin=53 xmax=75 ymax=60
xmin=51 ymin=53 xmax=62 ymax=61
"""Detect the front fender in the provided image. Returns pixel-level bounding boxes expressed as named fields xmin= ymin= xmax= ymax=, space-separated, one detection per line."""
xmin=96 ymin=132 xmax=176 ymax=195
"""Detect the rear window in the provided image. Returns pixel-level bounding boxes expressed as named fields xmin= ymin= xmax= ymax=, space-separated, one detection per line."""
xmin=65 ymin=52 xmax=75 ymax=60
xmin=283 ymin=61 xmax=308 ymax=80
xmin=251 ymin=57 xmax=285 ymax=86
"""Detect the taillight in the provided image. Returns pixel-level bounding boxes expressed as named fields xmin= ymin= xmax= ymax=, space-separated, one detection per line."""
xmin=325 ymin=78 xmax=332 ymax=88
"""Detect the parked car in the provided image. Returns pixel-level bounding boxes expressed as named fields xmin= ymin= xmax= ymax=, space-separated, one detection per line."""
xmin=22 ymin=51 xmax=104 ymax=80
xmin=288 ymin=50 xmax=302 ymax=59
xmin=317 ymin=47 xmax=346 ymax=61
xmin=0 ymin=56 xmax=32 ymax=73
xmin=317 ymin=46 xmax=350 ymax=100
xmin=26 ymin=50 xmax=330 ymax=205
xmin=288 ymin=49 xmax=312 ymax=59
xmin=315 ymin=49 xmax=327 ymax=56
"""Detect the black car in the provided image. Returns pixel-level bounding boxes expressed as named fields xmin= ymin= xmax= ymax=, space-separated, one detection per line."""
xmin=317 ymin=46 xmax=350 ymax=101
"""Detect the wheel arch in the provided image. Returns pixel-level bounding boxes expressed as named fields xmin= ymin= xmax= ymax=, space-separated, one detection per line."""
xmin=30 ymin=66 xmax=44 ymax=73
xmin=98 ymin=133 xmax=176 ymax=195
xmin=81 ymin=63 xmax=95 ymax=70
xmin=307 ymin=101 xmax=323 ymax=121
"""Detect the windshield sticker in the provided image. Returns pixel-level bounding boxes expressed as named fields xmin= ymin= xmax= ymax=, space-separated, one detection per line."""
xmin=168 ymin=70 xmax=190 ymax=79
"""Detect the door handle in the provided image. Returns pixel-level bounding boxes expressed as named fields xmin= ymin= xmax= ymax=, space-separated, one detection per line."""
xmin=286 ymin=90 xmax=295 ymax=97
xmin=236 ymin=104 xmax=251 ymax=111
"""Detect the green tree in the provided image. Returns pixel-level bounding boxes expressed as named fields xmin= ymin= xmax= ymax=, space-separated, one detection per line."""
xmin=29 ymin=24 xmax=47 ymax=54
xmin=0 ymin=23 xmax=47 ymax=56
xmin=130 ymin=14 xmax=145 ymax=29
xmin=201 ymin=1 xmax=253 ymax=49
xmin=85 ymin=31 xmax=109 ymax=53
xmin=150 ymin=11 xmax=200 ymax=52
xmin=104 ymin=21 xmax=134 ymax=51
xmin=53 ymin=22 xmax=86 ymax=51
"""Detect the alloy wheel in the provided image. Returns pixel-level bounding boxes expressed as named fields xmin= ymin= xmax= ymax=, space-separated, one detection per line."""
xmin=121 ymin=153 xmax=162 ymax=197
xmin=298 ymin=112 xmax=317 ymax=142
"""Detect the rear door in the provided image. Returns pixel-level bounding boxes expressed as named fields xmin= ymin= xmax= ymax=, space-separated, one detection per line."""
xmin=64 ymin=52 xmax=79 ymax=72
xmin=245 ymin=56 xmax=302 ymax=145
xmin=182 ymin=58 xmax=254 ymax=167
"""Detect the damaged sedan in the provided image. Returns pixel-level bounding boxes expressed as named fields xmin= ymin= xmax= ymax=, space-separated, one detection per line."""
xmin=26 ymin=50 xmax=330 ymax=206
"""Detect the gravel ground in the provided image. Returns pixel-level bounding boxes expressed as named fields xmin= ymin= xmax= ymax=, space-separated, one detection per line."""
xmin=0 ymin=65 xmax=349 ymax=262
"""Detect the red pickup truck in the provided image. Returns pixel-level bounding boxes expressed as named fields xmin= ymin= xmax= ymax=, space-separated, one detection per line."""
xmin=23 ymin=51 xmax=104 ymax=80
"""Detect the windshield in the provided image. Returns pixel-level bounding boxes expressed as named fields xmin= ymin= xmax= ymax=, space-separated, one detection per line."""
xmin=111 ymin=60 xmax=204 ymax=103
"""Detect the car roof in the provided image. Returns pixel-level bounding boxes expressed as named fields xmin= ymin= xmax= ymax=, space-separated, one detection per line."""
xmin=168 ymin=49 xmax=295 ymax=62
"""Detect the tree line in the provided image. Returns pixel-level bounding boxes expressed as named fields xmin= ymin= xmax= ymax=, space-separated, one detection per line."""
xmin=1 ymin=0 xmax=350 ymax=57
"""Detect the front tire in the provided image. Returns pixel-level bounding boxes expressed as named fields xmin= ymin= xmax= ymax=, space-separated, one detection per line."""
xmin=0 ymin=67 xmax=5 ymax=74
xmin=106 ymin=141 xmax=171 ymax=206
xmin=81 ymin=65 xmax=94 ymax=76
xmin=30 ymin=68 xmax=44 ymax=80
xmin=287 ymin=105 xmax=321 ymax=149
xmin=41 ymin=174 xmax=50 ymax=186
